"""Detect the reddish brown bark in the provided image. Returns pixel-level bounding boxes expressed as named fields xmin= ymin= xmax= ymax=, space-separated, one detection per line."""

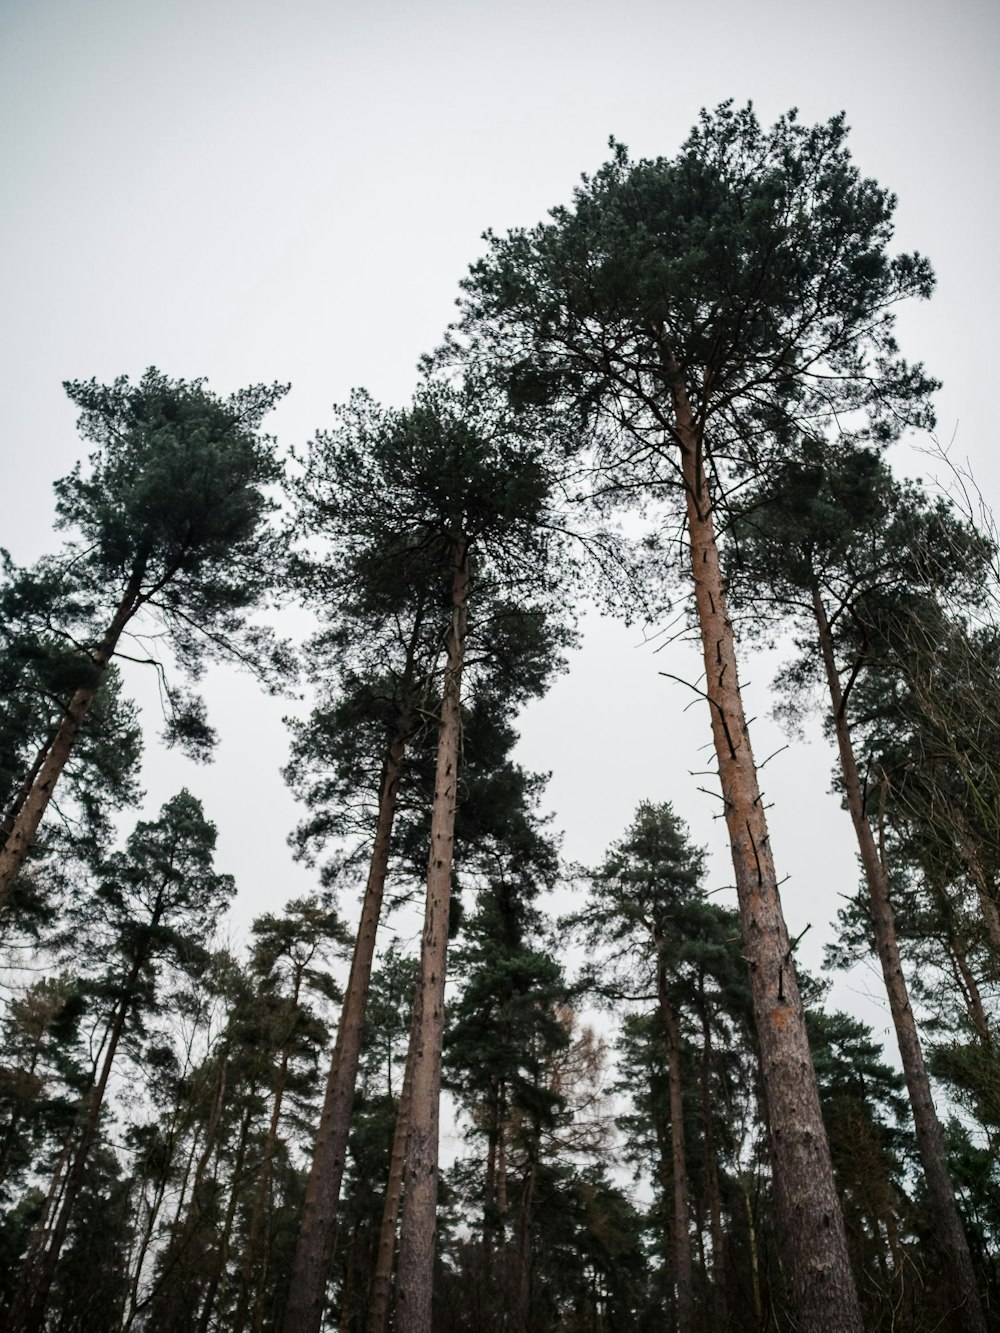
xmin=395 ymin=537 xmax=469 ymax=1333
xmin=661 ymin=347 xmax=863 ymax=1332
xmin=0 ymin=561 xmax=148 ymax=910
xmin=812 ymin=585 xmax=987 ymax=1333
xmin=281 ymin=694 xmax=415 ymax=1333
xmin=368 ymin=1023 xmax=417 ymax=1333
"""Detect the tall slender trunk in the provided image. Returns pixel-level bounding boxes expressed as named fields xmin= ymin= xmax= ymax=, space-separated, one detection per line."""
xmin=698 ymin=999 xmax=726 ymax=1327
xmin=739 ymin=1170 xmax=764 ymax=1330
xmin=395 ymin=536 xmax=469 ymax=1333
xmin=662 ymin=352 xmax=863 ymax=1332
xmin=812 ymin=584 xmax=987 ymax=1333
xmin=124 ymin=1036 xmax=224 ymax=1333
xmin=368 ymin=1011 xmax=418 ymax=1333
xmin=0 ymin=559 xmax=148 ymax=908
xmin=235 ymin=1013 xmax=297 ymax=1333
xmin=14 ymin=947 xmax=145 ymax=1332
xmin=195 ymin=1105 xmax=254 ymax=1333
xmin=282 ymin=634 xmax=421 ymax=1333
xmin=495 ymin=1086 xmax=509 ymax=1309
xmin=654 ymin=947 xmax=693 ymax=1331
xmin=514 ymin=1148 xmax=538 ymax=1333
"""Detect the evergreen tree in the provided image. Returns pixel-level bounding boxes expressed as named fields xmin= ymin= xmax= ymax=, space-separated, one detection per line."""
xmin=0 ymin=369 xmax=288 ymax=907
xmin=452 ymin=103 xmax=939 ymax=1331
xmin=283 ymin=377 xmax=572 ymax=1333
xmin=574 ymin=802 xmax=746 ymax=1330
xmin=727 ymin=440 xmax=990 ymax=1329
xmin=7 ymin=791 xmax=234 ymax=1332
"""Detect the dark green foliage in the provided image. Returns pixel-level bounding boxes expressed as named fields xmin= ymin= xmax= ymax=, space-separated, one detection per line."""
xmin=455 ymin=102 xmax=936 ymax=486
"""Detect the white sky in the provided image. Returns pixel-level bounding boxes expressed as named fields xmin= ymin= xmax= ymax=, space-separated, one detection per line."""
xmin=2 ymin=0 xmax=998 ymax=1062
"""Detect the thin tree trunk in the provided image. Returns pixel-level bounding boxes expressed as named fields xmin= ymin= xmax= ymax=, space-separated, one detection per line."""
xmin=282 ymin=640 xmax=420 ymax=1333
xmin=0 ymin=735 xmax=52 ymax=845
xmin=234 ymin=1043 xmax=292 ymax=1333
xmin=699 ymin=1001 xmax=726 ymax=1327
xmin=395 ymin=536 xmax=469 ymax=1333
xmin=655 ymin=948 xmax=693 ymax=1331
xmin=127 ymin=1045 xmax=229 ymax=1327
xmin=196 ymin=1105 xmax=254 ymax=1333
xmin=0 ymin=559 xmax=148 ymax=908
xmin=495 ymin=1088 xmax=509 ymax=1311
xmin=812 ymin=584 xmax=987 ymax=1333
xmin=739 ymin=1170 xmax=764 ymax=1331
xmin=948 ymin=929 xmax=992 ymax=1046
xmin=954 ymin=824 xmax=1000 ymax=960
xmin=14 ymin=947 xmax=145 ymax=1332
xmin=662 ymin=350 xmax=863 ymax=1332
xmin=368 ymin=1012 xmax=417 ymax=1333
xmin=514 ymin=1150 xmax=537 ymax=1333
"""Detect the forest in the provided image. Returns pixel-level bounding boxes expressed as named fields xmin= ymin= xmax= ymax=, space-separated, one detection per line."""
xmin=1 ymin=103 xmax=998 ymax=1333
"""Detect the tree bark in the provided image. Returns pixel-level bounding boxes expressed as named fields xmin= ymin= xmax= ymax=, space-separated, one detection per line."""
xmin=368 ymin=1005 xmax=417 ymax=1333
xmin=698 ymin=999 xmax=726 ymax=1327
xmin=662 ymin=356 xmax=863 ymax=1332
xmin=0 ymin=559 xmax=148 ymax=909
xmin=655 ymin=947 xmax=693 ymax=1331
xmin=812 ymin=584 xmax=987 ymax=1333
xmin=395 ymin=536 xmax=469 ymax=1333
xmin=281 ymin=672 xmax=418 ymax=1333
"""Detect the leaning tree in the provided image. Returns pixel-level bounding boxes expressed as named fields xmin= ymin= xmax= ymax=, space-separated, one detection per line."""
xmin=0 ymin=368 xmax=289 ymax=908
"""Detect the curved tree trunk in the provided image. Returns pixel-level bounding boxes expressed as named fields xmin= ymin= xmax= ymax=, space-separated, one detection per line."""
xmin=395 ymin=536 xmax=469 ymax=1333
xmin=812 ymin=584 xmax=987 ymax=1333
xmin=281 ymin=647 xmax=420 ymax=1333
xmin=661 ymin=345 xmax=863 ymax=1332
xmin=0 ymin=560 xmax=147 ymax=910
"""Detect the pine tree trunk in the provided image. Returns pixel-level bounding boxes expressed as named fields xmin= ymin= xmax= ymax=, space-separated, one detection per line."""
xmin=0 ymin=560 xmax=147 ymax=909
xmin=698 ymin=1001 xmax=726 ymax=1327
xmin=368 ymin=1012 xmax=417 ymax=1333
xmin=514 ymin=1150 xmax=537 ymax=1333
xmin=662 ymin=353 xmax=863 ymax=1332
xmin=281 ymin=688 xmax=416 ymax=1333
xmin=655 ymin=949 xmax=693 ymax=1330
xmin=395 ymin=536 xmax=469 ymax=1333
xmin=194 ymin=1103 xmax=253 ymax=1333
xmin=812 ymin=585 xmax=987 ymax=1333
xmin=739 ymin=1170 xmax=764 ymax=1330
xmin=0 ymin=735 xmax=52 ymax=845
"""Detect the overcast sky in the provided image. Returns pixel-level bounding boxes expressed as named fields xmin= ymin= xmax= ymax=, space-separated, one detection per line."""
xmin=2 ymin=0 xmax=998 ymax=1052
